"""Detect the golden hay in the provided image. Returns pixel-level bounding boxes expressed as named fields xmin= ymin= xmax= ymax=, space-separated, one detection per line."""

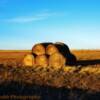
xmin=46 ymin=44 xmax=59 ymax=55
xmin=49 ymin=52 xmax=66 ymax=69
xmin=35 ymin=55 xmax=48 ymax=67
xmin=32 ymin=43 xmax=45 ymax=56
xmin=79 ymin=67 xmax=100 ymax=74
xmin=63 ymin=66 xmax=76 ymax=72
xmin=22 ymin=54 xmax=35 ymax=67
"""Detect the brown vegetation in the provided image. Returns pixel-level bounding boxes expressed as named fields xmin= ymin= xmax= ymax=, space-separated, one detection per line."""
xmin=0 ymin=50 xmax=100 ymax=92
xmin=0 ymin=50 xmax=31 ymax=67
xmin=72 ymin=50 xmax=100 ymax=60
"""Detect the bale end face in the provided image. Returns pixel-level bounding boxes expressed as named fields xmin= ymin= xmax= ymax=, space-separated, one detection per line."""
xmin=46 ymin=44 xmax=59 ymax=55
xmin=35 ymin=55 xmax=48 ymax=68
xmin=49 ymin=52 xmax=66 ymax=70
xmin=22 ymin=54 xmax=35 ymax=67
xmin=32 ymin=43 xmax=45 ymax=56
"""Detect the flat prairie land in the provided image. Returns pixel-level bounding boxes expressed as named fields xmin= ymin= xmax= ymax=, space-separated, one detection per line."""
xmin=0 ymin=50 xmax=100 ymax=64
xmin=0 ymin=50 xmax=100 ymax=100
xmin=72 ymin=50 xmax=100 ymax=60
xmin=0 ymin=50 xmax=31 ymax=66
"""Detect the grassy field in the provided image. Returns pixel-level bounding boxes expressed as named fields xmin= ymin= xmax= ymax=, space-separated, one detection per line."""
xmin=0 ymin=50 xmax=100 ymax=61
xmin=72 ymin=50 xmax=100 ymax=60
xmin=0 ymin=50 xmax=100 ymax=66
xmin=0 ymin=50 xmax=31 ymax=66
xmin=0 ymin=50 xmax=100 ymax=100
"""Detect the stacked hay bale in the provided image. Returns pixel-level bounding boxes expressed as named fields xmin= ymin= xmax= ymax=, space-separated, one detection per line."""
xmin=35 ymin=55 xmax=48 ymax=67
xmin=46 ymin=44 xmax=66 ymax=70
xmin=22 ymin=54 xmax=35 ymax=67
xmin=46 ymin=44 xmax=59 ymax=55
xmin=32 ymin=42 xmax=52 ymax=68
xmin=32 ymin=43 xmax=45 ymax=56
xmin=22 ymin=42 xmax=76 ymax=69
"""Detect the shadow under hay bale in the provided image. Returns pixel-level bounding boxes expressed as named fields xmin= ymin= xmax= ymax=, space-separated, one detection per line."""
xmin=46 ymin=44 xmax=59 ymax=55
xmin=35 ymin=55 xmax=48 ymax=67
xmin=22 ymin=54 xmax=35 ymax=67
xmin=49 ymin=52 xmax=66 ymax=69
xmin=66 ymin=53 xmax=77 ymax=65
xmin=55 ymin=42 xmax=77 ymax=65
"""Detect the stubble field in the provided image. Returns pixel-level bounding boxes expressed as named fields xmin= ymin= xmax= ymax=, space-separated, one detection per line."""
xmin=0 ymin=50 xmax=100 ymax=100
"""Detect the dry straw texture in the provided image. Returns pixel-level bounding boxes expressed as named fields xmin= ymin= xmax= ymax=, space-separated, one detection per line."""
xmin=35 ymin=55 xmax=48 ymax=67
xmin=49 ymin=52 xmax=66 ymax=69
xmin=46 ymin=44 xmax=59 ymax=55
xmin=22 ymin=54 xmax=35 ymax=67
xmin=32 ymin=43 xmax=45 ymax=56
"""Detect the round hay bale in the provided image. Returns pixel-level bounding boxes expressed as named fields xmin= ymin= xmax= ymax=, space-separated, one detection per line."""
xmin=46 ymin=44 xmax=59 ymax=55
xmin=35 ymin=55 xmax=48 ymax=67
xmin=55 ymin=42 xmax=71 ymax=56
xmin=41 ymin=42 xmax=53 ymax=48
xmin=49 ymin=52 xmax=66 ymax=70
xmin=55 ymin=42 xmax=77 ymax=65
xmin=32 ymin=43 xmax=45 ymax=56
xmin=22 ymin=54 xmax=35 ymax=67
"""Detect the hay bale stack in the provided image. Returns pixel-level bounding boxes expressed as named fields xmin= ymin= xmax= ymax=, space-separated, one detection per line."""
xmin=35 ymin=55 xmax=48 ymax=67
xmin=46 ymin=44 xmax=59 ymax=55
xmin=32 ymin=43 xmax=45 ymax=56
xmin=49 ymin=52 xmax=66 ymax=69
xmin=31 ymin=42 xmax=76 ymax=67
xmin=22 ymin=54 xmax=35 ymax=67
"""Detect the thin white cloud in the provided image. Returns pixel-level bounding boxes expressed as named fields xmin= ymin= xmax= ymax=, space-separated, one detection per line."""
xmin=2 ymin=11 xmax=67 ymax=23
xmin=3 ymin=12 xmax=52 ymax=23
xmin=6 ymin=16 xmax=45 ymax=23
xmin=37 ymin=11 xmax=67 ymax=17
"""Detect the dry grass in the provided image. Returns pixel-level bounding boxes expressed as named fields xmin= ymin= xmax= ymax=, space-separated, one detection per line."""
xmin=0 ymin=50 xmax=100 ymax=92
xmin=72 ymin=50 xmax=100 ymax=60
xmin=0 ymin=50 xmax=30 ymax=65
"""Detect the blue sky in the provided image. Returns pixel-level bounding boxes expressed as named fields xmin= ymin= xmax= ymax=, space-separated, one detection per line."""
xmin=0 ymin=0 xmax=100 ymax=49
